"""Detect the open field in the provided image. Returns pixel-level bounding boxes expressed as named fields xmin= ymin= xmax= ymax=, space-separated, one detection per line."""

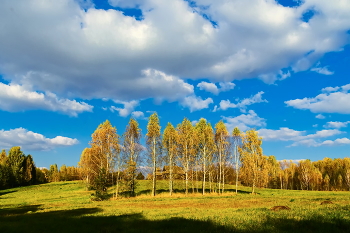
xmin=1 ymin=181 xmax=350 ymax=233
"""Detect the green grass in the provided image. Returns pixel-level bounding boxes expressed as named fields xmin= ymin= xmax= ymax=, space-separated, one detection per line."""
xmin=1 ymin=181 xmax=350 ymax=233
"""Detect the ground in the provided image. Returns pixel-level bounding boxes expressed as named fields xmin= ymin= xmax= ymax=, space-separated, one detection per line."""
xmin=1 ymin=181 xmax=350 ymax=233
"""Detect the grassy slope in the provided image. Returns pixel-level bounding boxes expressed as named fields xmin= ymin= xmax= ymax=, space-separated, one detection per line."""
xmin=1 ymin=180 xmax=350 ymax=233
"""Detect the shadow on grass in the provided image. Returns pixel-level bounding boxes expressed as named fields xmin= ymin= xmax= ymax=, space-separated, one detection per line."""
xmin=0 ymin=206 xmax=233 ymax=233
xmin=1 ymin=205 xmax=349 ymax=233
xmin=223 ymin=189 xmax=253 ymax=194
xmin=0 ymin=190 xmax=17 ymax=197
xmin=135 ymin=188 xmax=253 ymax=196
xmin=0 ymin=204 xmax=42 ymax=216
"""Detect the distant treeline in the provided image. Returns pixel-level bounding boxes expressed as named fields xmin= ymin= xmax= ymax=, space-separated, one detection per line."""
xmin=0 ymin=146 xmax=81 ymax=190
xmin=270 ymin=158 xmax=350 ymax=191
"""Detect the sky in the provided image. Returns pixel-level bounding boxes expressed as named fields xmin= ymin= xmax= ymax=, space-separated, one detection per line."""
xmin=0 ymin=0 xmax=350 ymax=168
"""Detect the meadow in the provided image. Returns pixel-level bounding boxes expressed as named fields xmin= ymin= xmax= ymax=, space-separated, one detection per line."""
xmin=1 ymin=181 xmax=350 ymax=233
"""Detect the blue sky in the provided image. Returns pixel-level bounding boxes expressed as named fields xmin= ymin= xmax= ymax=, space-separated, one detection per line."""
xmin=0 ymin=0 xmax=350 ymax=168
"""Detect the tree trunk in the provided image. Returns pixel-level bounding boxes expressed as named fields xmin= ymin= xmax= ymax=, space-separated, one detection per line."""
xmin=222 ymin=165 xmax=225 ymax=194
xmin=169 ymin=152 xmax=173 ymax=196
xmin=235 ymin=152 xmax=239 ymax=194
xmin=116 ymin=171 xmax=120 ymax=198
xmin=152 ymin=138 xmax=156 ymax=197
xmin=218 ymin=149 xmax=222 ymax=194
xmin=202 ymin=158 xmax=206 ymax=195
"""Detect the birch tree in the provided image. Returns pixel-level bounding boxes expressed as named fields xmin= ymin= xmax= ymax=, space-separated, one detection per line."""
xmin=123 ymin=118 xmax=142 ymax=197
xmin=146 ymin=113 xmax=162 ymax=197
xmin=239 ymin=129 xmax=264 ymax=194
xmin=232 ymin=127 xmax=241 ymax=194
xmin=163 ymin=122 xmax=178 ymax=196
xmin=214 ymin=121 xmax=229 ymax=194
xmin=78 ymin=147 xmax=95 ymax=189
xmin=343 ymin=158 xmax=350 ymax=191
xmin=196 ymin=118 xmax=215 ymax=195
xmin=90 ymin=120 xmax=120 ymax=198
xmin=298 ymin=159 xmax=314 ymax=190
xmin=177 ymin=118 xmax=196 ymax=195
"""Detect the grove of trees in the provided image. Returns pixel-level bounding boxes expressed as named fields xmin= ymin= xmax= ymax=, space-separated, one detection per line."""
xmin=78 ymin=113 xmax=350 ymax=198
xmin=2 ymin=113 xmax=350 ymax=196
xmin=0 ymin=146 xmax=41 ymax=189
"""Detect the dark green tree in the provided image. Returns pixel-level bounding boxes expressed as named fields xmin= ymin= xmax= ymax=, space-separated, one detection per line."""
xmin=23 ymin=155 xmax=36 ymax=185
xmin=136 ymin=172 xmax=145 ymax=180
xmin=7 ymin=146 xmax=25 ymax=186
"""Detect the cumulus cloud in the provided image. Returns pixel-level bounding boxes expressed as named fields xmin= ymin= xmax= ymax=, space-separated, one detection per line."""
xmin=321 ymin=86 xmax=340 ymax=93
xmin=110 ymin=100 xmax=139 ymax=117
xmin=0 ymin=82 xmax=93 ymax=116
xmin=131 ymin=111 xmax=145 ymax=119
xmin=259 ymin=127 xmax=345 ymax=147
xmin=321 ymin=138 xmax=350 ymax=146
xmin=311 ymin=62 xmax=334 ymax=75
xmin=223 ymin=110 xmax=266 ymax=132
xmin=315 ymin=114 xmax=325 ymax=119
xmin=290 ymin=137 xmax=350 ymax=147
xmin=259 ymin=127 xmax=305 ymax=141
xmin=324 ymin=121 xmax=350 ymax=128
xmin=289 ymin=139 xmax=319 ymax=147
xmin=215 ymin=91 xmax=267 ymax=112
xmin=0 ymin=128 xmax=79 ymax=151
xmin=285 ymin=84 xmax=350 ymax=114
xmin=0 ymin=0 xmax=349 ymax=102
xmin=181 ymin=95 xmax=213 ymax=112
xmin=311 ymin=66 xmax=334 ymax=75
xmin=197 ymin=82 xmax=219 ymax=95
xmin=259 ymin=128 xmax=342 ymax=141
xmin=197 ymin=81 xmax=235 ymax=95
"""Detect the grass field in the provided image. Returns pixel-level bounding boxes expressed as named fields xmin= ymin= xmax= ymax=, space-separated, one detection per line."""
xmin=1 ymin=180 xmax=350 ymax=233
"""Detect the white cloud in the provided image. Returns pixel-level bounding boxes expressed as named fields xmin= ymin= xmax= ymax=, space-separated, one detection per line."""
xmin=285 ymin=84 xmax=350 ymax=114
xmin=218 ymin=99 xmax=237 ymax=111
xmin=342 ymin=84 xmax=350 ymax=92
xmin=289 ymin=139 xmax=319 ymax=147
xmin=0 ymin=0 xmax=349 ymax=102
xmin=315 ymin=114 xmax=325 ymax=119
xmin=259 ymin=70 xmax=291 ymax=84
xmin=110 ymin=100 xmax=139 ymax=117
xmin=219 ymin=82 xmax=236 ymax=92
xmin=0 ymin=128 xmax=79 ymax=151
xmin=217 ymin=91 xmax=267 ymax=112
xmin=324 ymin=121 xmax=350 ymax=128
xmin=321 ymin=86 xmax=340 ymax=93
xmin=191 ymin=120 xmax=199 ymax=125
xmin=0 ymin=82 xmax=93 ymax=116
xmin=259 ymin=128 xmax=342 ymax=141
xmin=197 ymin=81 xmax=235 ymax=95
xmin=223 ymin=110 xmax=266 ymax=132
xmin=308 ymin=129 xmax=343 ymax=139
xmin=321 ymin=138 xmax=350 ymax=146
xmin=311 ymin=63 xmax=334 ymax=75
xmin=259 ymin=127 xmax=345 ymax=147
xmin=197 ymin=82 xmax=219 ymax=95
xmin=131 ymin=111 xmax=145 ymax=119
xmin=181 ymin=95 xmax=213 ymax=112
xmin=291 ymin=137 xmax=350 ymax=147
xmin=259 ymin=127 xmax=305 ymax=141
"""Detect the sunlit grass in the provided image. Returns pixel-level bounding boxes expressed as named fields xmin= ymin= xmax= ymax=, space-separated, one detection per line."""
xmin=1 ymin=181 xmax=350 ymax=232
